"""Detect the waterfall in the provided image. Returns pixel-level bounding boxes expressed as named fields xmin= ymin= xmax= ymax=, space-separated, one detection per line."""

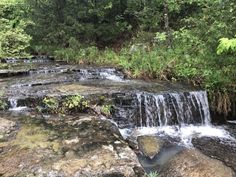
xmin=8 ymin=97 xmax=27 ymax=111
xmin=136 ymin=91 xmax=211 ymax=127
xmin=9 ymin=98 xmax=18 ymax=109
xmin=118 ymin=90 xmax=234 ymax=146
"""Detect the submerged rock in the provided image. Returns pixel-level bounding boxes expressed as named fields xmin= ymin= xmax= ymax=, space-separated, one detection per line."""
xmin=137 ymin=135 xmax=163 ymax=159
xmin=159 ymin=149 xmax=235 ymax=177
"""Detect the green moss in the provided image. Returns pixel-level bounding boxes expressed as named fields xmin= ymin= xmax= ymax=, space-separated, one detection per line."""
xmin=13 ymin=125 xmax=60 ymax=152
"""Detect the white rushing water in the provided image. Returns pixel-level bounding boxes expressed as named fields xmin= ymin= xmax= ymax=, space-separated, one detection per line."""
xmin=79 ymin=68 xmax=125 ymax=82
xmin=136 ymin=91 xmax=211 ymax=126
xmin=8 ymin=98 xmax=28 ymax=111
xmin=120 ymin=125 xmax=235 ymax=147
xmin=119 ymin=90 xmax=235 ymax=147
xmin=100 ymin=71 xmax=124 ymax=82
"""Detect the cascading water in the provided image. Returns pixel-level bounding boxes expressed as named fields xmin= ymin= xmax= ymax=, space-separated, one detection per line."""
xmin=9 ymin=98 xmax=18 ymax=109
xmin=116 ymin=90 xmax=234 ymax=146
xmin=8 ymin=98 xmax=27 ymax=111
xmin=78 ymin=68 xmax=124 ymax=82
xmin=136 ymin=91 xmax=211 ymax=127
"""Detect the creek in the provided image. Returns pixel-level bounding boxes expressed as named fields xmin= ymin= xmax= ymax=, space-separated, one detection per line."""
xmin=0 ymin=56 xmax=235 ymax=176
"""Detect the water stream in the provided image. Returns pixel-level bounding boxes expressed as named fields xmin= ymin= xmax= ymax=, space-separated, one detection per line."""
xmin=118 ymin=90 xmax=234 ymax=146
xmin=1 ymin=57 xmax=235 ymax=175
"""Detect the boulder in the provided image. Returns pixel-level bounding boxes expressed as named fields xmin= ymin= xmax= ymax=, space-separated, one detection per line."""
xmin=192 ymin=137 xmax=236 ymax=172
xmin=137 ymin=135 xmax=163 ymax=159
xmin=159 ymin=149 xmax=235 ymax=177
xmin=57 ymin=117 xmax=146 ymax=176
xmin=53 ymin=144 xmax=145 ymax=177
xmin=0 ymin=115 xmax=146 ymax=177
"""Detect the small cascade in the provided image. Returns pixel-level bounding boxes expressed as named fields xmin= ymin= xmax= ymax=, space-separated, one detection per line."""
xmin=77 ymin=68 xmax=124 ymax=81
xmin=9 ymin=98 xmax=18 ymax=109
xmin=29 ymin=67 xmax=69 ymax=75
xmin=79 ymin=69 xmax=92 ymax=80
xmin=136 ymin=91 xmax=211 ymax=127
xmin=100 ymin=68 xmax=124 ymax=82
xmin=8 ymin=98 xmax=27 ymax=111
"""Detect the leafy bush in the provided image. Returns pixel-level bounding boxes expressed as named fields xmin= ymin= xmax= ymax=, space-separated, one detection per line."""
xmin=42 ymin=97 xmax=59 ymax=113
xmin=60 ymin=95 xmax=89 ymax=114
xmin=42 ymin=95 xmax=89 ymax=114
xmin=101 ymin=104 xmax=113 ymax=116
xmin=0 ymin=28 xmax=31 ymax=58
xmin=0 ymin=0 xmax=31 ymax=58
xmin=0 ymin=63 xmax=9 ymax=69
xmin=0 ymin=100 xmax=7 ymax=110
xmin=62 ymin=94 xmax=89 ymax=112
xmin=217 ymin=37 xmax=236 ymax=55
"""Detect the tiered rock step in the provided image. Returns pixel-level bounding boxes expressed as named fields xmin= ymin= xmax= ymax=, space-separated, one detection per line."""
xmin=1 ymin=57 xmax=207 ymax=129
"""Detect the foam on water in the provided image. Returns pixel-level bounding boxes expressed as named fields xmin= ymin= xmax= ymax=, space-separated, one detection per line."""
xmin=120 ymin=125 xmax=235 ymax=147
xmin=100 ymin=72 xmax=124 ymax=82
xmin=79 ymin=68 xmax=125 ymax=82
xmin=9 ymin=106 xmax=28 ymax=111
xmin=99 ymin=68 xmax=125 ymax=82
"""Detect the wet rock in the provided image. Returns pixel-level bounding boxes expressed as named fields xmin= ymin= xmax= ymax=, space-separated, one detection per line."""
xmin=0 ymin=118 xmax=16 ymax=140
xmin=137 ymin=135 xmax=163 ymax=159
xmin=0 ymin=148 xmax=41 ymax=176
xmin=0 ymin=118 xmax=16 ymax=134
xmin=0 ymin=115 xmax=146 ymax=177
xmin=53 ymin=144 xmax=145 ymax=177
xmin=159 ymin=149 xmax=235 ymax=177
xmin=0 ymin=69 xmax=29 ymax=78
xmin=192 ymin=137 xmax=236 ymax=172
xmin=138 ymin=144 xmax=185 ymax=173
xmin=58 ymin=117 xmax=146 ymax=176
xmin=0 ymin=122 xmax=61 ymax=176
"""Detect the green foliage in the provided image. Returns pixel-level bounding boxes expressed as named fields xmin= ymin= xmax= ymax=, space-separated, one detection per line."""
xmin=53 ymin=46 xmax=100 ymax=64
xmin=0 ymin=100 xmax=7 ymax=110
xmin=148 ymin=171 xmax=159 ymax=177
xmin=101 ymin=104 xmax=112 ymax=116
xmin=0 ymin=28 xmax=31 ymax=57
xmin=42 ymin=97 xmax=59 ymax=112
xmin=0 ymin=0 xmax=31 ymax=58
xmin=1 ymin=0 xmax=235 ymax=117
xmin=62 ymin=95 xmax=89 ymax=111
xmin=25 ymin=0 xmax=130 ymax=47
xmin=217 ymin=38 xmax=236 ymax=55
xmin=42 ymin=95 xmax=89 ymax=114
xmin=0 ymin=63 xmax=9 ymax=69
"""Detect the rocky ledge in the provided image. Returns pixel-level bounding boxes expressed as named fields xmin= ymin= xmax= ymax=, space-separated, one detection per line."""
xmin=0 ymin=114 xmax=146 ymax=177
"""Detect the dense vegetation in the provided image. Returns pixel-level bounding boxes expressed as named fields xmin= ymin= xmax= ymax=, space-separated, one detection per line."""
xmin=0 ymin=0 xmax=235 ymax=118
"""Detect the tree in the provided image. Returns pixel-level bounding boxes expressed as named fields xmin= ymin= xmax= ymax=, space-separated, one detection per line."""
xmin=0 ymin=0 xmax=31 ymax=58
